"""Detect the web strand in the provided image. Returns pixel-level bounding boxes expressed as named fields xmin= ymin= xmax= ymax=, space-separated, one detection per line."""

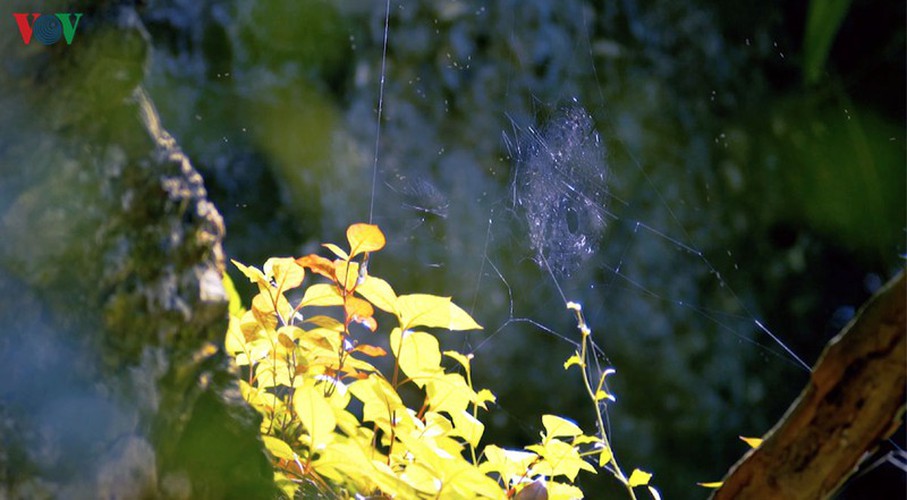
xmin=575 ymin=6 xmax=810 ymax=375
xmin=367 ymin=0 xmax=391 ymax=225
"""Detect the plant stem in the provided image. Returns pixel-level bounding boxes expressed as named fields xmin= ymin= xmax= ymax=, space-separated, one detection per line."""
xmin=568 ymin=302 xmax=637 ymax=500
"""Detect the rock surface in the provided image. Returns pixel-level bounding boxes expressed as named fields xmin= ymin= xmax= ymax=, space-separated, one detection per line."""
xmin=0 ymin=2 xmax=273 ymax=497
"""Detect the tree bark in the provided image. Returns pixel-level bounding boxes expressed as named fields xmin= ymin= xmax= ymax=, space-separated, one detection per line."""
xmin=714 ymin=270 xmax=906 ymax=499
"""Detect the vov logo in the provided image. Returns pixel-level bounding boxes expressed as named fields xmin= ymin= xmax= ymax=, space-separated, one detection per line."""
xmin=13 ymin=13 xmax=83 ymax=46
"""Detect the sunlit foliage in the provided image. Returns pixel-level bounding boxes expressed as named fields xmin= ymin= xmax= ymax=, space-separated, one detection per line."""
xmin=225 ymin=223 xmax=656 ymax=499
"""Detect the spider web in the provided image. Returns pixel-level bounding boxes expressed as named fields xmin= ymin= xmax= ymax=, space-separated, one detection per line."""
xmin=351 ymin=2 xmax=850 ymax=497
xmin=508 ymin=101 xmax=611 ymax=281
xmin=140 ymin=0 xmax=903 ymax=496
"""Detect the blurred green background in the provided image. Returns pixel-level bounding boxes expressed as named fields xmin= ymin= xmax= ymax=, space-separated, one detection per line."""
xmin=140 ymin=0 xmax=904 ymax=497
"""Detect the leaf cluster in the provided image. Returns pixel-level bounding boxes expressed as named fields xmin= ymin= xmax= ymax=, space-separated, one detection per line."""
xmin=225 ymin=223 xmax=654 ymax=499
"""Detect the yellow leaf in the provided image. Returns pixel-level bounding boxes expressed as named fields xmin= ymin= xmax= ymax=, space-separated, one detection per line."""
xmin=356 ymin=275 xmax=397 ymax=313
xmin=255 ymin=358 xmax=292 ymax=388
xmin=252 ymin=288 xmax=293 ymax=330
xmin=238 ymin=337 xmax=271 ymax=366
xmin=400 ymin=463 xmax=440 ymax=495
xmin=264 ymin=256 xmax=305 ymax=290
xmin=425 ymin=372 xmax=474 ymax=415
xmin=295 ymin=254 xmax=336 ymax=281
xmin=334 ymin=260 xmax=360 ymax=292
xmin=445 ymin=463 xmax=506 ymax=499
xmin=348 ymin=375 xmax=404 ymax=427
xmin=303 ymin=315 xmax=344 ymax=331
xmin=396 ymin=294 xmax=482 ymax=331
xmin=322 ymin=242 xmax=349 ymax=260
xmin=313 ymin=440 xmax=401 ymax=495
xmin=443 ymin=350 xmax=472 ymax=373
xmin=240 ymin=310 xmax=265 ymax=340
xmin=274 ymin=471 xmax=299 ymax=499
xmin=223 ymin=272 xmax=244 ymax=316
xmin=475 ymin=388 xmax=496 ymax=410
xmin=563 ymin=353 xmax=582 ymax=370
xmin=527 ymin=439 xmax=594 ymax=481
xmin=262 ymin=435 xmax=295 ymax=461
xmin=232 ymin=260 xmax=268 ymax=289
xmin=449 ymin=409 xmax=485 ymax=448
xmin=356 ymin=315 xmax=378 ymax=332
xmin=225 ymin=316 xmax=245 ymax=358
xmin=300 ymin=376 xmax=351 ymax=410
xmin=628 ymin=469 xmax=652 ymax=487
xmin=390 ymin=328 xmax=442 ymax=383
xmin=250 ymin=293 xmax=281 ymax=331
xmin=300 ymin=283 xmax=343 ymax=307
xmin=277 ymin=332 xmax=295 ymax=350
xmin=594 ymin=389 xmax=615 ymax=402
xmin=546 ymin=481 xmax=585 ymax=500
xmin=480 ymin=445 xmax=537 ymax=484
xmin=347 ymin=223 xmax=386 ymax=258
xmin=299 ymin=327 xmax=342 ymax=353
xmin=353 ymin=343 xmax=387 ymax=357
xmin=697 ymin=482 xmax=723 ymax=488
xmin=740 ymin=436 xmax=764 ymax=449
xmin=293 ymin=386 xmax=337 ymax=450
xmin=344 ymin=295 xmax=375 ymax=322
xmin=542 ymin=414 xmax=583 ymax=439
xmin=598 ymin=446 xmax=613 ymax=467
xmin=571 ymin=435 xmax=599 ymax=446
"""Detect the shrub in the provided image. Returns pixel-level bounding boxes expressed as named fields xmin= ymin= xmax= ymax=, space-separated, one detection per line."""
xmin=225 ymin=223 xmax=655 ymax=499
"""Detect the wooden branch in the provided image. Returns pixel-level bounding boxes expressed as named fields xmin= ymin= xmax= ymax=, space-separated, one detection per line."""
xmin=714 ymin=270 xmax=906 ymax=500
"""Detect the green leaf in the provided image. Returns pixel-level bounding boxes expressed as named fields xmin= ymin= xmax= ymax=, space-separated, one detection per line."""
xmin=396 ymin=294 xmax=482 ymax=331
xmin=803 ymin=0 xmax=852 ymax=84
